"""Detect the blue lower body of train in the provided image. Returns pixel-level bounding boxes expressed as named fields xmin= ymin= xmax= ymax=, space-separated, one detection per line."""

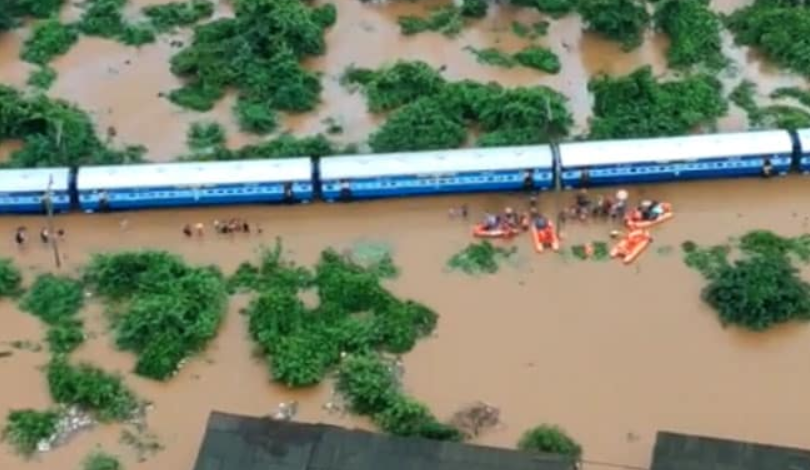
xmin=320 ymin=171 xmax=554 ymax=201
xmin=0 ymin=194 xmax=71 ymax=214
xmin=561 ymin=155 xmax=792 ymax=189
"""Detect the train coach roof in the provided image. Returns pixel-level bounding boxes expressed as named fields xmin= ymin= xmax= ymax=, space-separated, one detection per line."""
xmin=0 ymin=168 xmax=70 ymax=193
xmin=320 ymin=146 xmax=553 ymax=180
xmin=77 ymin=158 xmax=312 ymax=190
xmin=797 ymin=128 xmax=810 ymax=151
xmin=559 ymin=131 xmax=793 ymax=168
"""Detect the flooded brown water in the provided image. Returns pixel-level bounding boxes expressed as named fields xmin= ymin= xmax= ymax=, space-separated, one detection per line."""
xmin=2 ymin=1 xmax=810 ymax=469
xmin=3 ymin=178 xmax=810 ymax=469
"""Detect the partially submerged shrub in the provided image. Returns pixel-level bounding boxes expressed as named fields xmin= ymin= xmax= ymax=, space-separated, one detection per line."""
xmin=461 ymin=0 xmax=488 ymax=18
xmin=0 ymin=258 xmax=22 ymax=297
xmin=653 ymin=0 xmax=725 ymax=70
xmin=47 ymin=358 xmax=138 ymax=421
xmin=27 ymin=65 xmax=57 ymax=90
xmin=180 ymin=134 xmax=335 ymax=161
xmin=513 ymin=46 xmax=561 ymax=74
xmin=2 ymin=409 xmax=59 ymax=456
xmin=19 ymin=274 xmax=84 ymax=325
xmin=78 ymin=0 xmax=156 ymax=46
xmin=143 ymin=0 xmax=214 ymax=33
xmin=83 ymin=251 xmax=228 ymax=380
xmin=447 ymin=241 xmax=517 ymax=275
xmin=518 ymin=424 xmax=582 ymax=460
xmin=82 ymin=451 xmax=123 ymax=470
xmin=46 ymin=318 xmax=85 ymax=355
xmin=186 ymin=121 xmax=225 ymax=150
xmin=343 ymin=62 xmax=446 ymax=113
xmin=398 ymin=5 xmax=467 ymax=37
xmin=588 ymin=66 xmax=727 ymax=139
xmin=578 ymin=0 xmax=650 ymax=50
xmin=512 ymin=0 xmax=575 ymax=18
xmin=3 ymin=0 xmax=65 ymax=29
xmin=21 ymin=19 xmax=79 ymax=65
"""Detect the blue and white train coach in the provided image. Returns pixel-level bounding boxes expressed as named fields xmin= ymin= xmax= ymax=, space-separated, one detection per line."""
xmin=76 ymin=158 xmax=314 ymax=212
xmin=558 ymin=131 xmax=794 ymax=189
xmin=796 ymin=128 xmax=810 ymax=173
xmin=0 ymin=167 xmax=72 ymax=214
xmin=318 ymin=145 xmax=555 ymax=201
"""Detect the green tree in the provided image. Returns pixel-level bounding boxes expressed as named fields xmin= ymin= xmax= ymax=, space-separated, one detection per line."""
xmin=579 ymin=0 xmax=650 ymax=50
xmin=518 ymin=424 xmax=582 ymax=460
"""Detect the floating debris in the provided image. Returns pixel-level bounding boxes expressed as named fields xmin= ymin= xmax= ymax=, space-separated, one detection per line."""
xmin=449 ymin=401 xmax=500 ymax=438
xmin=270 ymin=401 xmax=298 ymax=421
xmin=120 ymin=427 xmax=163 ymax=463
xmin=38 ymin=407 xmax=94 ymax=452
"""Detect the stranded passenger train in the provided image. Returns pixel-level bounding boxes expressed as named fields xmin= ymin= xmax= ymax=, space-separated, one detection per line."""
xmin=1 ymin=128 xmax=809 ymax=215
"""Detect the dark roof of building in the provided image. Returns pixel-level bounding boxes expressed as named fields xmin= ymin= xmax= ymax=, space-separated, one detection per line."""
xmin=192 ymin=412 xmax=574 ymax=470
xmin=651 ymin=431 xmax=810 ymax=470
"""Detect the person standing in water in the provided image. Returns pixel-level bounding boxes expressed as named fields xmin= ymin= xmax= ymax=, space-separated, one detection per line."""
xmin=14 ymin=227 xmax=26 ymax=246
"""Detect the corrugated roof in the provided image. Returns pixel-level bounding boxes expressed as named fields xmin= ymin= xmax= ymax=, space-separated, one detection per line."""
xmin=320 ymin=146 xmax=553 ymax=180
xmin=559 ymin=131 xmax=793 ymax=168
xmin=651 ymin=431 xmax=810 ymax=470
xmin=192 ymin=412 xmax=574 ymax=470
xmin=77 ymin=159 xmax=312 ymax=190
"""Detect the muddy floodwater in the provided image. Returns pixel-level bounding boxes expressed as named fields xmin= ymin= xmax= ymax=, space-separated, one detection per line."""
xmin=0 ymin=0 xmax=807 ymax=161
xmin=2 ymin=178 xmax=810 ymax=469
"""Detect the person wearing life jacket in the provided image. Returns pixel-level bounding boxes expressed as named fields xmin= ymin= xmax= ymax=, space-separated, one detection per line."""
xmin=638 ymin=200 xmax=654 ymax=221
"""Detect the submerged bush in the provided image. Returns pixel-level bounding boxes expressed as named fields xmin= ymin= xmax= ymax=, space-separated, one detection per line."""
xmin=46 ymin=318 xmax=85 ymax=355
xmin=518 ymin=424 xmax=582 ymax=460
xmin=513 ymin=46 xmax=561 ymax=74
xmin=21 ymin=19 xmax=79 ymax=65
xmin=78 ymin=0 xmax=156 ymax=46
xmin=0 ymin=85 xmax=146 ymax=167
xmin=186 ymin=121 xmax=225 ymax=150
xmin=83 ymin=251 xmax=228 ymax=380
xmin=143 ymin=0 xmax=214 ymax=33
xmin=2 ymin=0 xmax=65 ymax=30
xmin=2 ymin=409 xmax=59 ymax=456
xmin=654 ymin=0 xmax=725 ymax=70
xmin=47 ymin=359 xmax=138 ymax=421
xmin=0 ymin=258 xmax=22 ymax=297
xmin=343 ymin=62 xmax=446 ymax=113
xmin=578 ymin=0 xmax=650 ymax=50
xmin=512 ymin=0 xmax=575 ymax=18
xmin=180 ymin=134 xmax=336 ymax=161
xmin=82 ymin=451 xmax=123 ymax=470
xmin=27 ymin=65 xmax=58 ymax=90
xmin=398 ymin=5 xmax=467 ymax=37
xmin=461 ymin=0 xmax=488 ymax=18
xmin=447 ymin=241 xmax=517 ymax=275
xmin=167 ymin=0 xmax=334 ymax=124
xmin=588 ymin=66 xmax=727 ymax=139
xmin=19 ymin=274 xmax=84 ymax=325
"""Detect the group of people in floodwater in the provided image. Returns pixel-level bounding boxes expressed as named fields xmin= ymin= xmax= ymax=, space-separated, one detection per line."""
xmin=182 ymin=218 xmax=261 ymax=237
xmin=476 ymin=188 xmax=670 ymax=233
xmin=14 ymin=226 xmax=65 ymax=246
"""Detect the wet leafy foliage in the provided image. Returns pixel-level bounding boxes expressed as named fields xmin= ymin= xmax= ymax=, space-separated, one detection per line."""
xmin=0 ymin=258 xmax=23 ymax=297
xmin=77 ymin=0 xmax=156 ymax=46
xmin=398 ymin=1 xmax=487 ymax=37
xmin=337 ymin=354 xmax=463 ymax=441
xmin=771 ymin=87 xmax=810 ymax=108
xmin=461 ymin=0 xmax=488 ymax=18
xmin=142 ymin=0 xmax=214 ymax=33
xmin=82 ymin=451 xmax=123 ymax=470
xmin=683 ymin=230 xmax=810 ymax=331
xmin=0 ymin=85 xmax=146 ymax=167
xmin=166 ymin=0 xmax=335 ymax=129
xmin=512 ymin=0 xmax=575 ymax=18
xmin=83 ymin=251 xmax=228 ymax=380
xmin=653 ymin=0 xmax=725 ymax=70
xmin=466 ymin=47 xmax=518 ymax=68
xmin=19 ymin=274 xmax=84 ymax=325
xmin=2 ymin=409 xmax=59 ymax=456
xmin=47 ymin=358 xmax=139 ymax=421
xmin=511 ymin=20 xmax=549 ymax=39
xmin=234 ymin=240 xmax=437 ymax=388
xmin=46 ymin=318 xmax=85 ymax=355
xmin=343 ymin=61 xmax=572 ymax=152
xmin=518 ymin=424 xmax=582 ymax=460
xmin=21 ymin=19 xmax=79 ymax=65
xmin=1 ymin=0 xmax=65 ymax=33
xmin=447 ymin=241 xmax=517 ymax=275
xmin=578 ymin=0 xmax=650 ymax=50
xmin=186 ymin=121 xmax=225 ymax=150
xmin=513 ymin=46 xmax=561 ymax=74
xmin=588 ymin=66 xmax=728 ymax=139
xmin=726 ymin=0 xmax=810 ymax=77
xmin=180 ymin=133 xmax=336 ymax=161
xmin=729 ymin=80 xmax=810 ymax=130
xmin=27 ymin=65 xmax=58 ymax=90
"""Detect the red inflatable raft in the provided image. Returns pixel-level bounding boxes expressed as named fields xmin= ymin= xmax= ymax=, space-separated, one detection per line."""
xmin=610 ymin=229 xmax=652 ymax=265
xmin=530 ymin=221 xmax=560 ymax=253
xmin=472 ymin=223 xmax=520 ymax=239
xmin=625 ymin=202 xmax=674 ymax=230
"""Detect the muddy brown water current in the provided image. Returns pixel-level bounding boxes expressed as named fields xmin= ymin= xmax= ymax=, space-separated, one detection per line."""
xmin=2 ymin=0 xmax=810 ymax=469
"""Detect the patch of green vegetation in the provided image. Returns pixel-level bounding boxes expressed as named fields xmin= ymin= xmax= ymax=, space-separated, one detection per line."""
xmin=726 ymin=0 xmax=810 ymax=77
xmin=2 ymin=409 xmax=59 ymax=456
xmin=465 ymin=47 xmax=516 ymax=68
xmin=683 ymin=230 xmax=810 ymax=331
xmin=78 ymin=0 xmax=156 ymax=46
xmin=512 ymin=0 xmax=575 ymax=18
xmin=447 ymin=241 xmax=517 ymax=275
xmin=21 ymin=19 xmax=79 ymax=65
xmin=588 ymin=66 xmax=727 ymax=139
xmin=578 ymin=0 xmax=650 ymax=50
xmin=571 ymin=242 xmax=609 ymax=261
xmin=0 ymin=85 xmax=146 ymax=167
xmin=653 ymin=0 xmax=725 ymax=70
xmin=186 ymin=121 xmax=225 ymax=150
xmin=758 ymin=105 xmax=810 ymax=130
xmin=2 ymin=0 xmax=65 ymax=32
xmin=729 ymin=81 xmax=810 ymax=129
xmin=27 ymin=65 xmax=58 ymax=90
xmin=771 ymin=87 xmax=810 ymax=108
xmin=19 ymin=274 xmax=84 ymax=325
xmin=344 ymin=61 xmax=572 ymax=151
xmin=730 ymin=80 xmax=762 ymax=125
xmin=0 ymin=258 xmax=23 ymax=297
xmin=82 ymin=450 xmax=123 ymax=470
xmin=234 ymin=240 xmax=438 ymax=388
xmin=143 ymin=0 xmax=214 ymax=33
xmin=46 ymin=318 xmax=85 ymax=355
xmin=47 ymin=358 xmax=138 ymax=421
xmin=83 ymin=251 xmax=228 ymax=380
xmin=398 ymin=5 xmax=465 ymax=37
xmin=517 ymin=424 xmax=582 ymax=460
xmin=180 ymin=134 xmax=336 ymax=161
xmin=337 ymin=354 xmax=463 ymax=441
xmin=461 ymin=0 xmax=488 ymax=18
xmin=166 ymin=0 xmax=335 ymax=129
xmin=120 ymin=428 xmax=163 ymax=462
xmin=511 ymin=20 xmax=549 ymax=39
xmin=513 ymin=45 xmax=561 ymax=74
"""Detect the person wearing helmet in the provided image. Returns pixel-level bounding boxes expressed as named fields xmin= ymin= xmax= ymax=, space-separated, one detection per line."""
xmin=534 ymin=215 xmax=548 ymax=230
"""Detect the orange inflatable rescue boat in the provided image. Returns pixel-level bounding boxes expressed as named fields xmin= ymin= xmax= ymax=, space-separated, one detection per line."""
xmin=530 ymin=219 xmax=560 ymax=253
xmin=625 ymin=202 xmax=674 ymax=230
xmin=472 ymin=223 xmax=519 ymax=239
xmin=610 ymin=229 xmax=652 ymax=265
